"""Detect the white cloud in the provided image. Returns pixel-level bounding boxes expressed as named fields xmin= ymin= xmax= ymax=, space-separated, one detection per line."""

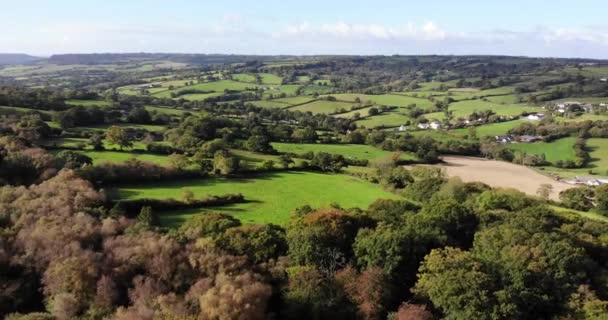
xmin=5 ymin=18 xmax=608 ymax=58
xmin=273 ymin=21 xmax=448 ymax=41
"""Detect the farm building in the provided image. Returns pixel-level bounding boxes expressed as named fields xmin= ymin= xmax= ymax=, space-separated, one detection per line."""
xmin=418 ymin=121 xmax=442 ymax=130
xmin=564 ymin=176 xmax=608 ymax=186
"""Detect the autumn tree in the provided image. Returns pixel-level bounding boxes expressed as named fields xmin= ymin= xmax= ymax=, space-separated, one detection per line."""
xmin=105 ymin=125 xmax=132 ymax=150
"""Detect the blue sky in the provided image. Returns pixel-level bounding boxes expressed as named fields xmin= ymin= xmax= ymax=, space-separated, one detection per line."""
xmin=2 ymin=0 xmax=607 ymax=58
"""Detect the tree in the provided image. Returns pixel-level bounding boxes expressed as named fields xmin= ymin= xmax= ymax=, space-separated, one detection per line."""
xmin=537 ymin=183 xmax=553 ymax=200
xmin=55 ymin=150 xmax=92 ymax=169
xmin=292 ymin=127 xmax=318 ymax=143
xmin=560 ymin=187 xmax=595 ymax=211
xmin=105 ymin=125 xmax=132 ymax=150
xmin=213 ymin=151 xmax=239 ymax=175
xmin=182 ymin=189 xmax=194 ymax=203
xmin=261 ymin=160 xmax=275 ymax=170
xmin=137 ymin=206 xmax=158 ymax=226
xmin=126 ymin=107 xmax=151 ymax=124
xmin=414 ymin=248 xmax=496 ymax=320
xmin=279 ymin=154 xmax=295 ymax=169
xmin=368 ymin=107 xmax=379 ymax=116
xmin=246 ymin=135 xmax=274 ymax=153
xmin=168 ymin=153 xmax=190 ymax=170
xmin=88 ymin=134 xmax=104 ymax=150
xmin=595 ymin=185 xmax=608 ymax=216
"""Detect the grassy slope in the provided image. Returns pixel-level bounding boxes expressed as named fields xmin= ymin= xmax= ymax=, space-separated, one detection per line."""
xmin=507 ymin=137 xmax=577 ymax=163
xmin=271 ymin=142 xmax=416 ymax=161
xmin=114 ymin=171 xmax=402 ymax=225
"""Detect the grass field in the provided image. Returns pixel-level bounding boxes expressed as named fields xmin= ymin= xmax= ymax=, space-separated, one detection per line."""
xmin=507 ymin=137 xmax=577 ymax=163
xmin=451 ymin=120 xmax=529 ymax=137
xmin=538 ymin=138 xmax=608 ymax=178
xmin=113 ymin=171 xmax=402 ymax=225
xmin=289 ymin=100 xmax=355 ymax=114
xmin=326 ymin=93 xmax=434 ymax=109
xmin=448 ymin=100 xmax=542 ymax=119
xmin=79 ymin=151 xmax=170 ymax=165
xmin=144 ymin=106 xmax=198 ymax=115
xmin=0 ymin=106 xmax=54 ymax=116
xmin=271 ymin=142 xmax=416 ymax=161
xmin=73 ymin=123 xmax=167 ymax=132
xmin=355 ymin=111 xmax=411 ymax=128
xmin=66 ymin=100 xmax=111 ymax=107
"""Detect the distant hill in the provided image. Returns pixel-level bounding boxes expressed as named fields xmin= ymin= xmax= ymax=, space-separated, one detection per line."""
xmin=48 ymin=53 xmax=298 ymax=65
xmin=0 ymin=54 xmax=44 ymax=65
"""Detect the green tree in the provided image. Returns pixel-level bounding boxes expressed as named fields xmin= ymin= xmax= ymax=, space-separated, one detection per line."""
xmin=137 ymin=206 xmax=158 ymax=226
xmin=559 ymin=187 xmax=595 ymax=211
xmin=279 ymin=154 xmax=295 ymax=169
xmin=595 ymin=185 xmax=608 ymax=216
xmin=168 ymin=153 xmax=190 ymax=170
xmin=213 ymin=151 xmax=240 ymax=175
xmin=105 ymin=125 xmax=132 ymax=150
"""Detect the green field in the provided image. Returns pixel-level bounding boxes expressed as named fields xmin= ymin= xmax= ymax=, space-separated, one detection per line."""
xmin=355 ymin=111 xmax=411 ymax=128
xmin=448 ymin=100 xmax=542 ymax=119
xmin=538 ymin=138 xmax=608 ymax=178
xmin=66 ymin=100 xmax=111 ymax=107
xmin=508 ymin=137 xmax=577 ymax=163
xmin=289 ymin=100 xmax=355 ymax=114
xmin=452 ymin=120 xmax=529 ymax=137
xmin=326 ymin=93 xmax=434 ymax=109
xmin=79 ymin=151 xmax=170 ymax=165
xmin=144 ymin=106 xmax=198 ymax=115
xmin=272 ymin=142 xmax=416 ymax=161
xmin=113 ymin=171 xmax=402 ymax=225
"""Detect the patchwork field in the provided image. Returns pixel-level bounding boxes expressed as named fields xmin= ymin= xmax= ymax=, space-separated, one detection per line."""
xmin=113 ymin=171 xmax=402 ymax=225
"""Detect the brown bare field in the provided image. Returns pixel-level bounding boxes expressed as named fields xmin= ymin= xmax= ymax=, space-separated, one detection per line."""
xmin=416 ymin=156 xmax=574 ymax=200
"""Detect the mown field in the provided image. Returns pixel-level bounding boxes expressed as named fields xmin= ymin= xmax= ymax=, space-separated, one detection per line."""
xmin=448 ymin=100 xmax=542 ymax=119
xmin=289 ymin=100 xmax=355 ymax=114
xmin=452 ymin=119 xmax=529 ymax=137
xmin=355 ymin=111 xmax=411 ymax=128
xmin=507 ymin=137 xmax=577 ymax=163
xmin=326 ymin=93 xmax=434 ymax=109
xmin=113 ymin=171 xmax=402 ymax=225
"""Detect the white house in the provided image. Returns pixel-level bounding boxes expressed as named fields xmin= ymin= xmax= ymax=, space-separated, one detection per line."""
xmin=600 ymin=78 xmax=607 ymax=82
xmin=417 ymin=123 xmax=430 ymax=130
xmin=429 ymin=121 xmax=442 ymax=130
xmin=565 ymin=176 xmax=608 ymax=186
xmin=398 ymin=124 xmax=408 ymax=132
xmin=525 ymin=114 xmax=543 ymax=121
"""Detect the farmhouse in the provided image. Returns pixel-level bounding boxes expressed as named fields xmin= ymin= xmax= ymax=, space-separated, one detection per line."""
xmin=564 ymin=176 xmax=608 ymax=186
xmin=418 ymin=121 xmax=442 ymax=130
xmin=495 ymin=135 xmax=514 ymax=144
xmin=518 ymin=135 xmax=542 ymax=143
xmin=525 ymin=113 xmax=543 ymax=121
xmin=398 ymin=124 xmax=408 ymax=132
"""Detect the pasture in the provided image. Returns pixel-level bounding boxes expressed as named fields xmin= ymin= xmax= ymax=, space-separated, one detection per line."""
xmin=507 ymin=137 xmax=577 ymax=164
xmin=289 ymin=100 xmax=355 ymax=114
xmin=448 ymin=100 xmax=542 ymax=119
xmin=271 ymin=142 xmax=416 ymax=161
xmin=452 ymin=120 xmax=529 ymax=137
xmin=327 ymin=93 xmax=434 ymax=109
xmin=355 ymin=111 xmax=411 ymax=128
xmin=113 ymin=171 xmax=402 ymax=225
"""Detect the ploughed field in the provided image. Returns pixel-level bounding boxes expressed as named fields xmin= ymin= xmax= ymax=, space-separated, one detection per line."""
xmin=421 ymin=156 xmax=574 ymax=201
xmin=111 ymin=171 xmax=402 ymax=226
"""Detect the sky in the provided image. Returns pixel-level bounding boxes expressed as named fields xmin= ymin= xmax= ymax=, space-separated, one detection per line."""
xmin=1 ymin=0 xmax=607 ymax=58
